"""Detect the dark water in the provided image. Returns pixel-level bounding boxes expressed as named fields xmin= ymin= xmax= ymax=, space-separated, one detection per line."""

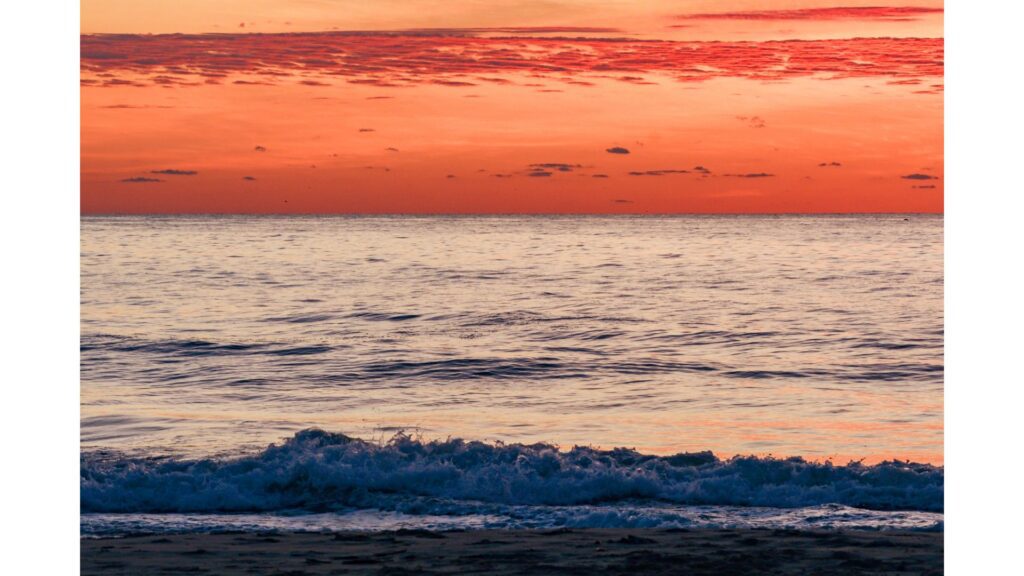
xmin=80 ymin=215 xmax=943 ymax=532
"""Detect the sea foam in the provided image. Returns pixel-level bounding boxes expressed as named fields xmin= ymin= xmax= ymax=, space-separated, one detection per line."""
xmin=81 ymin=429 xmax=943 ymax=514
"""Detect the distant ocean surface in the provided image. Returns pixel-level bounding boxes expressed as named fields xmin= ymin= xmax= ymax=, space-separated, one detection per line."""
xmin=81 ymin=215 xmax=943 ymax=534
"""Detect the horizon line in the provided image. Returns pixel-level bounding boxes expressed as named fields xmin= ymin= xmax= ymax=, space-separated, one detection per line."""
xmin=81 ymin=212 xmax=944 ymax=217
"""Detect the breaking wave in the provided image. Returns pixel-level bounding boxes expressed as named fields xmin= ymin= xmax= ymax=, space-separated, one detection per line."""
xmin=81 ymin=429 xmax=943 ymax=514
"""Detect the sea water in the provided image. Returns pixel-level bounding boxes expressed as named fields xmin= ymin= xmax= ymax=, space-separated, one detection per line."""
xmin=81 ymin=215 xmax=943 ymax=533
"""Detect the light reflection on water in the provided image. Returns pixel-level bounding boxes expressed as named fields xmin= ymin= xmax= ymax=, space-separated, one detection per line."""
xmin=81 ymin=215 xmax=943 ymax=463
xmin=80 ymin=504 xmax=943 ymax=536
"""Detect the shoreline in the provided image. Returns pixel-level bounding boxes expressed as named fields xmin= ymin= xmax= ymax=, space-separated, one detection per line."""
xmin=82 ymin=528 xmax=943 ymax=575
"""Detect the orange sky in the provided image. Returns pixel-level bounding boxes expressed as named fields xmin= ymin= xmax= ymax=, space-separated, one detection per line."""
xmin=81 ymin=1 xmax=943 ymax=213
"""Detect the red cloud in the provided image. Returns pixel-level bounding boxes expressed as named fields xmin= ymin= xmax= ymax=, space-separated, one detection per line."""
xmin=676 ymin=7 xmax=943 ymax=21
xmin=81 ymin=32 xmax=943 ymax=88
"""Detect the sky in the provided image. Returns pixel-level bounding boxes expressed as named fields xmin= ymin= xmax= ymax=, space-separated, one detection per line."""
xmin=81 ymin=1 xmax=943 ymax=213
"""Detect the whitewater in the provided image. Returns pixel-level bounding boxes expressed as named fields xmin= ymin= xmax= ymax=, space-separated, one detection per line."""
xmin=81 ymin=429 xmax=942 ymax=534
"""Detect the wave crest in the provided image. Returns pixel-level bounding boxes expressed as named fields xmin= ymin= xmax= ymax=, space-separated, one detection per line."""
xmin=81 ymin=429 xmax=943 ymax=514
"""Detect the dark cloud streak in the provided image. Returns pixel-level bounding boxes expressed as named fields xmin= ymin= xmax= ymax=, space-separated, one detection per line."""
xmin=628 ymin=169 xmax=690 ymax=176
xmin=150 ymin=169 xmax=198 ymax=175
xmin=529 ymin=163 xmax=581 ymax=172
xmin=676 ymin=7 xmax=943 ymax=21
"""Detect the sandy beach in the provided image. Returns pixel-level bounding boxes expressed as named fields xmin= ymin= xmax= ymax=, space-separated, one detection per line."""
xmin=81 ymin=528 xmax=943 ymax=575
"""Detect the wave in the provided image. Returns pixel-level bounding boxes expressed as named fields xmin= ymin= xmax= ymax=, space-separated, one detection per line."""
xmin=81 ymin=334 xmax=942 ymax=382
xmin=80 ymin=335 xmax=334 ymax=358
xmin=81 ymin=504 xmax=943 ymax=535
xmin=81 ymin=429 xmax=942 ymax=514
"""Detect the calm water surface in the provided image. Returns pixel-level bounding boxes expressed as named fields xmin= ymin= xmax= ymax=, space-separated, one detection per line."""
xmin=81 ymin=215 xmax=943 ymax=463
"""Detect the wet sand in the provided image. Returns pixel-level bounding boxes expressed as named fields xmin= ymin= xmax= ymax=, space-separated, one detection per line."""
xmin=81 ymin=528 xmax=943 ymax=575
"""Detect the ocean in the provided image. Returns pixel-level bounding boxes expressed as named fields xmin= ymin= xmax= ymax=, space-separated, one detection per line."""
xmin=80 ymin=215 xmax=943 ymax=534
